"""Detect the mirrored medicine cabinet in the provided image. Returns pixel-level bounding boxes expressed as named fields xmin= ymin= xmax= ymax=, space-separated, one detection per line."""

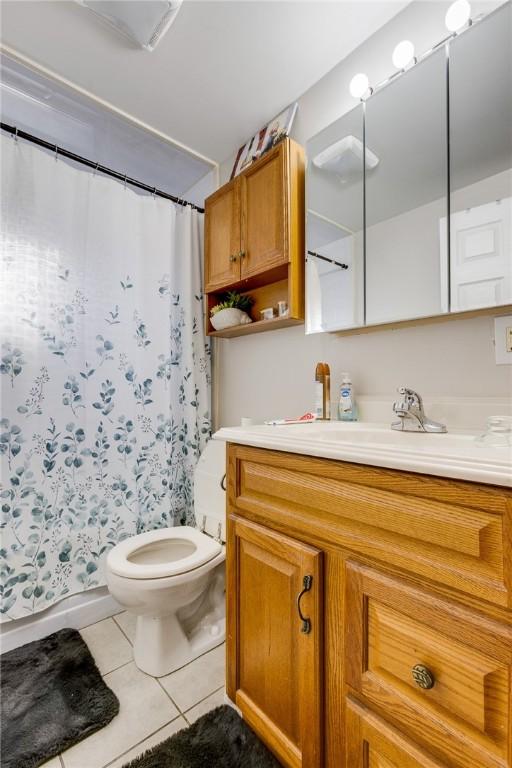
xmin=305 ymin=1 xmax=512 ymax=334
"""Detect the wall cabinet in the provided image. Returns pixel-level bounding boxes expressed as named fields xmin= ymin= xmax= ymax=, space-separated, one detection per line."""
xmin=204 ymin=138 xmax=305 ymax=337
xmin=225 ymin=444 xmax=512 ymax=768
xmin=204 ymin=178 xmax=240 ymax=291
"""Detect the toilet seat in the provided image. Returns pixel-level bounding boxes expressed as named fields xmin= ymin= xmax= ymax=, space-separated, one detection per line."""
xmin=107 ymin=526 xmax=222 ymax=580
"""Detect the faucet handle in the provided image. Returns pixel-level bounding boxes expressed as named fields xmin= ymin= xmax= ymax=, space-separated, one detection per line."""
xmin=397 ymin=386 xmax=423 ymax=408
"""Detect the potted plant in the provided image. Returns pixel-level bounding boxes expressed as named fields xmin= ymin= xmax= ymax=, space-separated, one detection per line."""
xmin=210 ymin=291 xmax=254 ymax=331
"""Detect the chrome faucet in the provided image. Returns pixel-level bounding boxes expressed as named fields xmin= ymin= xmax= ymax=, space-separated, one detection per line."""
xmin=392 ymin=387 xmax=447 ymax=433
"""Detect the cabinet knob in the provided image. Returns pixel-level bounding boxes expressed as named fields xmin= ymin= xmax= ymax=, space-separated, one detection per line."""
xmin=238 ymin=250 xmax=246 ymax=260
xmin=229 ymin=254 xmax=237 ymax=263
xmin=411 ymin=664 xmax=435 ymax=690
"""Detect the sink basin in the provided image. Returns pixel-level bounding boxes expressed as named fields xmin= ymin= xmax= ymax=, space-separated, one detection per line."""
xmin=214 ymin=421 xmax=512 ymax=487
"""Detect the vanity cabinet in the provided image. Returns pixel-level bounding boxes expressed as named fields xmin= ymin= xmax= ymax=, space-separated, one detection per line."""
xmin=225 ymin=444 xmax=512 ymax=768
xmin=204 ymin=138 xmax=305 ymax=337
xmin=227 ymin=517 xmax=323 ymax=767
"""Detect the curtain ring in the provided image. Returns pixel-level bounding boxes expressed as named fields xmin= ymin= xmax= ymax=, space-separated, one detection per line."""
xmin=14 ymin=127 xmax=18 ymax=142
xmin=123 ymin=173 xmax=127 ymax=189
xmin=54 ymin=144 xmax=59 ymax=161
xmin=94 ymin=161 xmax=100 ymax=176
xmin=152 ymin=187 xmax=157 ymax=198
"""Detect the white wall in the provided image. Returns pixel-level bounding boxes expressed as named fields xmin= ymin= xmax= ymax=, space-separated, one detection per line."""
xmin=214 ymin=0 xmax=511 ymax=428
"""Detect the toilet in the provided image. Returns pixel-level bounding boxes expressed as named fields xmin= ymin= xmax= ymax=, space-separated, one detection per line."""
xmin=106 ymin=439 xmax=226 ymax=677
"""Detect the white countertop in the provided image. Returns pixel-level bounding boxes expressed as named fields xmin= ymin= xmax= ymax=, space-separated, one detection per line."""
xmin=214 ymin=421 xmax=512 ymax=487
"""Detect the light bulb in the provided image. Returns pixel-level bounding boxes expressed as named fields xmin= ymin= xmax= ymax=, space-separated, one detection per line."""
xmin=392 ymin=40 xmax=415 ymax=69
xmin=349 ymin=73 xmax=369 ymax=99
xmin=445 ymin=0 xmax=471 ymax=31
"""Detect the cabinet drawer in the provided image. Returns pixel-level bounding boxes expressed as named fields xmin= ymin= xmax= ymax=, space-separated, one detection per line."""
xmin=231 ymin=446 xmax=511 ymax=607
xmin=345 ymin=561 xmax=512 ymax=768
xmin=346 ymin=698 xmax=448 ymax=768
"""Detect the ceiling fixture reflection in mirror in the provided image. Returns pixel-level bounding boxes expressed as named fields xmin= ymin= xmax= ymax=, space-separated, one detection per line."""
xmin=312 ymin=136 xmax=379 ymax=185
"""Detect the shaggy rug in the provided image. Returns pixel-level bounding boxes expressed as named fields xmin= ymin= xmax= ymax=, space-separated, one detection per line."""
xmin=1 ymin=627 xmax=119 ymax=768
xmin=122 ymin=705 xmax=281 ymax=768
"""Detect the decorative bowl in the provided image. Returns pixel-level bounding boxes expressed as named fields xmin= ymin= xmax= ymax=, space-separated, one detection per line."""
xmin=210 ymin=307 xmax=252 ymax=331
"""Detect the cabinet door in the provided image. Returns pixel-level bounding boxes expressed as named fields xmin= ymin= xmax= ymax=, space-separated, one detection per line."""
xmin=227 ymin=516 xmax=323 ymax=768
xmin=346 ymin=698 xmax=448 ymax=768
xmin=204 ymin=178 xmax=240 ymax=292
xmin=344 ymin=561 xmax=512 ymax=768
xmin=240 ymin=142 xmax=288 ymax=278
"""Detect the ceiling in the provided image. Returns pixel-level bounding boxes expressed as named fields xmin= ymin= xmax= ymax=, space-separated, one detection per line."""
xmin=0 ymin=1 xmax=410 ymax=163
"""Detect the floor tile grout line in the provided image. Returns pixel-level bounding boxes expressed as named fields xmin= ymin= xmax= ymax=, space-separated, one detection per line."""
xmin=182 ymin=684 xmax=226 ymax=717
xmin=155 ymin=676 xmax=182 ymax=716
xmin=155 ymin=640 xmax=225 ymax=681
xmin=112 ymin=615 xmax=134 ymax=647
xmin=80 ymin=612 xmax=124 ymax=633
xmin=100 ymin=714 xmax=185 ymax=768
xmin=102 ymin=658 xmax=133 ymax=678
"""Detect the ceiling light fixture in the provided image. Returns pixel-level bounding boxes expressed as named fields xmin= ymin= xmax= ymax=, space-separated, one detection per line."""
xmin=392 ymin=40 xmax=415 ymax=69
xmin=445 ymin=0 xmax=472 ymax=32
xmin=349 ymin=73 xmax=370 ymax=99
xmin=76 ymin=1 xmax=183 ymax=51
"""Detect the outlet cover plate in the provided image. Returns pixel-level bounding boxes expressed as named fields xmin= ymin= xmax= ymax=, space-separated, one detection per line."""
xmin=494 ymin=315 xmax=512 ymax=365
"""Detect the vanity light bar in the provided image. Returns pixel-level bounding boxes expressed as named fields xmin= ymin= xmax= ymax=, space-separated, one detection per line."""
xmin=350 ymin=2 xmax=489 ymax=100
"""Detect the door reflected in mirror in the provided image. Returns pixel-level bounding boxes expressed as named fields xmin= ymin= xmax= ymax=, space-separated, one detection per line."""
xmin=446 ymin=1 xmax=512 ymax=313
xmin=306 ymin=105 xmax=364 ymax=333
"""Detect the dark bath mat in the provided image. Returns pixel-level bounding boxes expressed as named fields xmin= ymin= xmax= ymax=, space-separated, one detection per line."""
xmin=1 ymin=627 xmax=119 ymax=768
xmin=122 ymin=705 xmax=280 ymax=768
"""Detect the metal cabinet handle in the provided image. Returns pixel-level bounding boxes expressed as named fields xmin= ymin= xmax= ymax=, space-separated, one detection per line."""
xmin=297 ymin=575 xmax=313 ymax=634
xmin=238 ymin=250 xmax=246 ymax=260
xmin=220 ymin=473 xmax=226 ymax=491
xmin=411 ymin=664 xmax=435 ymax=690
xmin=229 ymin=254 xmax=237 ymax=263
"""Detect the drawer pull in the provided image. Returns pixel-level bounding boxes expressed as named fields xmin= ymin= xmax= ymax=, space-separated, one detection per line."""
xmin=297 ymin=575 xmax=313 ymax=634
xmin=411 ymin=664 xmax=435 ymax=690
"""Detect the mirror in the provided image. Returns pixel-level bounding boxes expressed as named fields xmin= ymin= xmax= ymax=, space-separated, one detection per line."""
xmin=306 ymin=105 xmax=364 ymax=333
xmin=305 ymin=3 xmax=511 ymax=333
xmin=447 ymin=1 xmax=512 ymax=312
xmin=365 ymin=47 xmax=448 ymax=325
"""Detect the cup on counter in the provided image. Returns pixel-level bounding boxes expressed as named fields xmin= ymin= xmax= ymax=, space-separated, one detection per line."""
xmin=260 ymin=307 xmax=275 ymax=321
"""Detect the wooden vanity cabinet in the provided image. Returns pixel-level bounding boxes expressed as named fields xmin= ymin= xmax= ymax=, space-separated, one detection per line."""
xmin=227 ymin=517 xmax=323 ymax=768
xmin=225 ymin=444 xmax=512 ymax=768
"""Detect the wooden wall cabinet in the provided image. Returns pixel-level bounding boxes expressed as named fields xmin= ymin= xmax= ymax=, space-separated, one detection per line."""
xmin=225 ymin=444 xmax=512 ymax=768
xmin=204 ymin=138 xmax=305 ymax=337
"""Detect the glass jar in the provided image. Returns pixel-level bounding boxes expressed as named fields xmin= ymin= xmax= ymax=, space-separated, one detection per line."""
xmin=476 ymin=416 xmax=512 ymax=447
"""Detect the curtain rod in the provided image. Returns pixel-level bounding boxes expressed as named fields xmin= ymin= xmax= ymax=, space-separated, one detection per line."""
xmin=307 ymin=250 xmax=349 ymax=270
xmin=1 ymin=122 xmax=205 ymax=213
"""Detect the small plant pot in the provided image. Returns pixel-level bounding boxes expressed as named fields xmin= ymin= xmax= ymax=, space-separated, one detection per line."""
xmin=210 ymin=307 xmax=253 ymax=331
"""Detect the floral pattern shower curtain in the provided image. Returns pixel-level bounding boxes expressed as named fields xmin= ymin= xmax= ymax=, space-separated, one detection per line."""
xmin=0 ymin=135 xmax=211 ymax=620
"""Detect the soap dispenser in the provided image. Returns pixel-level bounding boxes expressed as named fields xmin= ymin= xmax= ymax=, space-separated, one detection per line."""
xmin=338 ymin=372 xmax=357 ymax=421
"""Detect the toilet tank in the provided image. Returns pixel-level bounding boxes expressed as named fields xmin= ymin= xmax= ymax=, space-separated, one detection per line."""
xmin=194 ymin=439 xmax=226 ymax=540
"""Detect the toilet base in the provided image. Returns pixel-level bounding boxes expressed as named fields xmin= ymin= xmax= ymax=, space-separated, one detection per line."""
xmin=133 ymin=612 xmax=225 ymax=677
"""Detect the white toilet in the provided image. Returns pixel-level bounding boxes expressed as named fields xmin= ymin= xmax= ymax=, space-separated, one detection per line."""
xmin=106 ymin=440 xmax=226 ymax=677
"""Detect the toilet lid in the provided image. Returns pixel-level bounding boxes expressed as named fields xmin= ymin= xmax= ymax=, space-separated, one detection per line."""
xmin=107 ymin=526 xmax=222 ymax=579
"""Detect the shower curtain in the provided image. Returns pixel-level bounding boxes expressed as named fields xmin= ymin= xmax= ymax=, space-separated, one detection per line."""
xmin=0 ymin=134 xmax=211 ymax=621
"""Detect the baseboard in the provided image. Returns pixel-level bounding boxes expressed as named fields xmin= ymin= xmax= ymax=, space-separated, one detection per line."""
xmin=0 ymin=587 xmax=122 ymax=654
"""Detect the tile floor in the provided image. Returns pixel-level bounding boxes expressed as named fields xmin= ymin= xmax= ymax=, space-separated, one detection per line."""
xmin=41 ymin=613 xmax=226 ymax=768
